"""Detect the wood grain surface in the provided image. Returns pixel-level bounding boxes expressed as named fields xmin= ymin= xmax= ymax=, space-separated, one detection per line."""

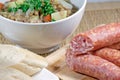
xmin=0 ymin=2 xmax=120 ymax=80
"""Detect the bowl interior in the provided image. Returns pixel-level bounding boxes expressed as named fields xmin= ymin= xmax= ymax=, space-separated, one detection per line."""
xmin=0 ymin=0 xmax=86 ymax=25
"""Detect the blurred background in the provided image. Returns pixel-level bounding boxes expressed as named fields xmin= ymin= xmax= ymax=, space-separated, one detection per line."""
xmin=88 ymin=0 xmax=120 ymax=2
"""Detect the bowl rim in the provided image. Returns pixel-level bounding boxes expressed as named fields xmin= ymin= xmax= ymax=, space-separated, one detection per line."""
xmin=0 ymin=0 xmax=87 ymax=26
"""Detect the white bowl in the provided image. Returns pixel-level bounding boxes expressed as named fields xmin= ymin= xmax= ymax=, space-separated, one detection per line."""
xmin=0 ymin=0 xmax=87 ymax=54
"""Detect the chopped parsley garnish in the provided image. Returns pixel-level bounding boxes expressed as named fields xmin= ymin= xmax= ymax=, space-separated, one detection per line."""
xmin=19 ymin=3 xmax=30 ymax=12
xmin=8 ymin=0 xmax=55 ymax=15
xmin=8 ymin=7 xmax=18 ymax=12
xmin=41 ymin=0 xmax=55 ymax=16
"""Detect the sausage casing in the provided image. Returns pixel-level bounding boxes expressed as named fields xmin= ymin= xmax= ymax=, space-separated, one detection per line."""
xmin=108 ymin=42 xmax=120 ymax=50
xmin=70 ymin=23 xmax=120 ymax=55
xmin=94 ymin=48 xmax=120 ymax=67
xmin=66 ymin=49 xmax=120 ymax=80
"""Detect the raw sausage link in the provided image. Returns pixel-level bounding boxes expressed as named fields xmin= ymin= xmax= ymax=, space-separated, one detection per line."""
xmin=108 ymin=42 xmax=120 ymax=50
xmin=70 ymin=23 xmax=120 ymax=55
xmin=94 ymin=48 xmax=120 ymax=67
xmin=66 ymin=49 xmax=120 ymax=80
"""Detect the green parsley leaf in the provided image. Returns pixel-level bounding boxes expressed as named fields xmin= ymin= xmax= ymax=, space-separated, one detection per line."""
xmin=19 ymin=3 xmax=30 ymax=12
xmin=8 ymin=7 xmax=18 ymax=12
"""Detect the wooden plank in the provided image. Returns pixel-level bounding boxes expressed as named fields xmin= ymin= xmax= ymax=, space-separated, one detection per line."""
xmin=46 ymin=45 xmax=96 ymax=80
